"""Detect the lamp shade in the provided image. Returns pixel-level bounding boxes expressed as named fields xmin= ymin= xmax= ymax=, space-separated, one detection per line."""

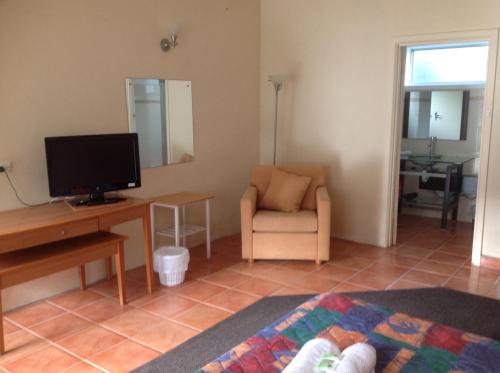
xmin=268 ymin=74 xmax=287 ymax=85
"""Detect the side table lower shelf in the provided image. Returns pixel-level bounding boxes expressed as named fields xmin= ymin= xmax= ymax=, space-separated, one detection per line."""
xmin=156 ymin=224 xmax=206 ymax=239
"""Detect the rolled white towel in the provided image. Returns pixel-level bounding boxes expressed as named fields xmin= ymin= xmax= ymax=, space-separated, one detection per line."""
xmin=283 ymin=339 xmax=340 ymax=373
xmin=335 ymin=343 xmax=377 ymax=373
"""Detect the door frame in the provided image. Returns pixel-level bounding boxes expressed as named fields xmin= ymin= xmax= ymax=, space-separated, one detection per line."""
xmin=385 ymin=29 xmax=499 ymax=266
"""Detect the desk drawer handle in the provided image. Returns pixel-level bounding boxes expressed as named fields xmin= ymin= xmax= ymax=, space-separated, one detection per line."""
xmin=61 ymin=230 xmax=66 ymax=236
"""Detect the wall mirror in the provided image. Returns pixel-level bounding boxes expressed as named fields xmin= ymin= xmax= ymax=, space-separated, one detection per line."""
xmin=126 ymin=78 xmax=194 ymax=168
xmin=403 ymin=90 xmax=470 ymax=140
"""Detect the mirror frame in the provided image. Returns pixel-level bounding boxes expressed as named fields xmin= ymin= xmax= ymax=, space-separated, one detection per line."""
xmin=402 ymin=90 xmax=470 ymax=141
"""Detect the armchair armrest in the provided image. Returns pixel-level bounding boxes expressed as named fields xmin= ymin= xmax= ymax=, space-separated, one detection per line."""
xmin=316 ymin=186 xmax=331 ymax=261
xmin=241 ymin=186 xmax=257 ymax=218
xmin=241 ymin=186 xmax=257 ymax=260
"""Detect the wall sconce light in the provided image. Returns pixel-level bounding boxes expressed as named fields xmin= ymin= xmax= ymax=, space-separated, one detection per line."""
xmin=160 ymin=24 xmax=179 ymax=52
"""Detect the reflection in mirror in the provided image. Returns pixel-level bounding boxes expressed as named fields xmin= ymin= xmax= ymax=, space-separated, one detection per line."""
xmin=403 ymin=90 xmax=470 ymax=141
xmin=126 ymin=79 xmax=194 ymax=168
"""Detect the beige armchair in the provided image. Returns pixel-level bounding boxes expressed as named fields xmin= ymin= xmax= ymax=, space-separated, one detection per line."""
xmin=241 ymin=165 xmax=331 ymax=264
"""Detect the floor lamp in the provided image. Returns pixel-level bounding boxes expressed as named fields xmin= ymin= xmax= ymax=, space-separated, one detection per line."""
xmin=268 ymin=75 xmax=285 ymax=165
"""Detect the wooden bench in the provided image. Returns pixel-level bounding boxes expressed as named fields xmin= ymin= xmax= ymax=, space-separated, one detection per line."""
xmin=0 ymin=231 xmax=127 ymax=354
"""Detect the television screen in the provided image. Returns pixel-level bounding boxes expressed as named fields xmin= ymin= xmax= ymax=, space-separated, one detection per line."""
xmin=45 ymin=133 xmax=141 ymax=199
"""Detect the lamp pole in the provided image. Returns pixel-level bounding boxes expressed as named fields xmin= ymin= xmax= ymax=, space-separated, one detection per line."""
xmin=270 ymin=78 xmax=283 ymax=166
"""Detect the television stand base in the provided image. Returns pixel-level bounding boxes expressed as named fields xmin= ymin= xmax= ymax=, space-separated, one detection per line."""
xmin=68 ymin=196 xmax=127 ymax=207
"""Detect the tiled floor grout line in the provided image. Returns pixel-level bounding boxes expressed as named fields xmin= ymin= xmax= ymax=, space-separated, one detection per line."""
xmin=61 ymin=359 xmax=108 ymax=373
xmin=218 ymin=261 xmax=329 ymax=294
xmin=0 ymin=333 xmax=49 ymax=373
xmin=443 ymin=256 xmax=474 ymax=281
xmin=60 ymin=300 xmax=184 ymax=339
xmin=126 ymin=336 xmax=164 ymax=354
xmin=88 ymin=237 xmax=494 ymax=347
xmin=46 ymin=297 xmax=104 ymax=314
xmin=228 ymin=261 xmax=324 ymax=275
xmin=388 ymin=260 xmax=453 ymax=284
xmin=168 ymin=283 xmax=276 ymax=316
xmin=423 ymin=257 xmax=470 ymax=272
xmin=2 ymin=316 xmax=108 ymax=371
xmin=384 ymin=233 xmax=459 ymax=289
xmin=156 ymin=316 xmax=205 ymax=333
xmin=49 ymin=305 xmax=174 ymax=367
xmin=88 ymin=287 xmax=238 ymax=335
xmin=134 ymin=287 xmax=263 ymax=333
xmin=195 ymin=277 xmax=268 ymax=295
xmin=2 ymin=220 xmax=491 ymax=371
xmin=339 ymin=282 xmax=378 ymax=291
xmin=390 ymin=279 xmax=432 ymax=289
xmin=444 ymin=260 xmax=499 ymax=295
xmin=199 ymin=272 xmax=303 ymax=292
xmin=173 ymin=290 xmax=260 ymax=313
xmin=5 ymin=278 xmax=145 ymax=327
xmin=136 ymin=300 xmax=231 ymax=330
xmin=220 ymin=277 xmax=285 ymax=297
xmin=4 ymin=308 xmax=67 ymax=331
xmin=226 ymin=239 xmax=452 ymax=294
xmin=67 ymin=311 xmax=178 ymax=356
xmin=143 ymin=283 xmax=235 ymax=308
xmin=80 ymin=338 xmax=131 ymax=368
xmin=12 ymin=269 xmax=272 ymax=357
xmin=4 ymin=284 xmax=169 ymax=371
xmin=331 ymin=264 xmax=382 ymax=291
xmin=52 ymin=340 xmax=110 ymax=372
xmin=74 ymin=359 xmax=109 ymax=372
xmin=405 ymin=251 xmax=471 ymax=279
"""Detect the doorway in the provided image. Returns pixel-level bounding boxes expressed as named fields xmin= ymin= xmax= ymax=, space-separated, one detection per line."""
xmin=387 ymin=31 xmax=498 ymax=266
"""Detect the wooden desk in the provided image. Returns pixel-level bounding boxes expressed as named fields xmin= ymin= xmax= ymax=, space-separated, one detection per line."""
xmin=0 ymin=197 xmax=155 ymax=294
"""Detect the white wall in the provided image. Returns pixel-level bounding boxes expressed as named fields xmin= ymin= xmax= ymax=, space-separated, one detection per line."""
xmin=260 ymin=0 xmax=500 ymax=258
xmin=0 ymin=0 xmax=260 ymax=311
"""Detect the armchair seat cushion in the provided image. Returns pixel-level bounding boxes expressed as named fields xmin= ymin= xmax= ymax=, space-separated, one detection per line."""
xmin=253 ymin=210 xmax=318 ymax=233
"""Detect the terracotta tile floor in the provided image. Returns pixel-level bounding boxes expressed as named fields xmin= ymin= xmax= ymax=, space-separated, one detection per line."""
xmin=2 ymin=215 xmax=499 ymax=372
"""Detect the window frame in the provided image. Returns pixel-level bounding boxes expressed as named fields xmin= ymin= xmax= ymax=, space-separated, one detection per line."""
xmin=405 ymin=42 xmax=489 ymax=87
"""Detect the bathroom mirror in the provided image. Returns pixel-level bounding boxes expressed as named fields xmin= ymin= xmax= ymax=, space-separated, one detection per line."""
xmin=403 ymin=90 xmax=470 ymax=141
xmin=126 ymin=78 xmax=194 ymax=168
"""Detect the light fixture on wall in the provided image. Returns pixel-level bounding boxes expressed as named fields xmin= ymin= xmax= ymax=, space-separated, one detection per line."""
xmin=268 ymin=74 xmax=286 ymax=165
xmin=160 ymin=24 xmax=179 ymax=52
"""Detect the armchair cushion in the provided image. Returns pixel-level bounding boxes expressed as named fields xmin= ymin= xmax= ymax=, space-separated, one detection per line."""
xmin=253 ymin=210 xmax=318 ymax=233
xmin=251 ymin=165 xmax=326 ymax=210
xmin=259 ymin=169 xmax=311 ymax=213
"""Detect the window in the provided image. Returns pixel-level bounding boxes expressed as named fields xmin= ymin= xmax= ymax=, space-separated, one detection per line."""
xmin=405 ymin=43 xmax=488 ymax=86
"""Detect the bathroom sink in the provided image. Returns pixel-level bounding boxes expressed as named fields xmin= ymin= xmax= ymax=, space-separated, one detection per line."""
xmin=408 ymin=154 xmax=442 ymax=166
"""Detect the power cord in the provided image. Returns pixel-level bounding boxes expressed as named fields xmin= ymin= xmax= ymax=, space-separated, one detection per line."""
xmin=1 ymin=169 xmax=49 ymax=207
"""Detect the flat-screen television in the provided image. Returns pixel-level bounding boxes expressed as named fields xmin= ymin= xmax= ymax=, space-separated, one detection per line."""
xmin=45 ymin=133 xmax=141 ymax=206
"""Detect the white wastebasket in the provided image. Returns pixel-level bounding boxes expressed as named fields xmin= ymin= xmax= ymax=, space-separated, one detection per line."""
xmin=153 ymin=246 xmax=190 ymax=287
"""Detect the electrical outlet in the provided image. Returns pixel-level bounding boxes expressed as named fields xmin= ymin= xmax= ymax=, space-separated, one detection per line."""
xmin=0 ymin=161 xmax=12 ymax=172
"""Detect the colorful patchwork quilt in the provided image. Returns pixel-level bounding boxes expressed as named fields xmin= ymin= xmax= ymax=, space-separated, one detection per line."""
xmin=198 ymin=291 xmax=500 ymax=372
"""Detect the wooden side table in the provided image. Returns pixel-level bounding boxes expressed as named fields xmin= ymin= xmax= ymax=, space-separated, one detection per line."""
xmin=151 ymin=192 xmax=214 ymax=258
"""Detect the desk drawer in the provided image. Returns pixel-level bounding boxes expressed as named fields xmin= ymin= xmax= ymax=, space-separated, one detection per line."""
xmin=0 ymin=218 xmax=99 ymax=253
xmin=99 ymin=205 xmax=146 ymax=228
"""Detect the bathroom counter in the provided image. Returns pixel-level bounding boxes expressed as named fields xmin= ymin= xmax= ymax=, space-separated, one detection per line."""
xmin=399 ymin=156 xmax=473 ymax=229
